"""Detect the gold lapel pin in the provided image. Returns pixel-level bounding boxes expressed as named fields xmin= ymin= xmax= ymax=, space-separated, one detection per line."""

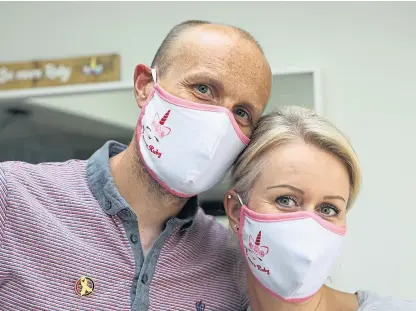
xmin=74 ymin=276 xmax=95 ymax=297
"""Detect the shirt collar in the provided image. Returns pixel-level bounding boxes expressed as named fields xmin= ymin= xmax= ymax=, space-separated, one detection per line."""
xmin=86 ymin=140 xmax=198 ymax=225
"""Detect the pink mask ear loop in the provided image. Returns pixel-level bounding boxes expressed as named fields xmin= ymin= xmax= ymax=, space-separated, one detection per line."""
xmin=236 ymin=193 xmax=245 ymax=207
xmin=236 ymin=193 xmax=246 ymax=237
xmin=236 ymin=193 xmax=248 ymax=224
xmin=151 ymin=68 xmax=157 ymax=84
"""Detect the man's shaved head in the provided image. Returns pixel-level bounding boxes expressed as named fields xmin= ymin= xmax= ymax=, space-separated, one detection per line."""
xmin=135 ymin=19 xmax=271 ymax=137
xmin=151 ymin=20 xmax=265 ymax=79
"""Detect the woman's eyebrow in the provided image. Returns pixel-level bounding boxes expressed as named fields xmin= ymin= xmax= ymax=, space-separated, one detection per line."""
xmin=266 ymin=184 xmax=304 ymax=195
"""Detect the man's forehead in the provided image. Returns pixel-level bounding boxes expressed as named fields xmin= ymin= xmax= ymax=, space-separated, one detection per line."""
xmin=174 ymin=35 xmax=268 ymax=79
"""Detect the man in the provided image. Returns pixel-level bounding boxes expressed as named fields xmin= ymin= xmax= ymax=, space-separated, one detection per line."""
xmin=0 ymin=20 xmax=272 ymax=311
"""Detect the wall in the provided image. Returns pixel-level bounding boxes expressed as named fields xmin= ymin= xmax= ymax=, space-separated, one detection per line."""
xmin=1 ymin=1 xmax=416 ymax=299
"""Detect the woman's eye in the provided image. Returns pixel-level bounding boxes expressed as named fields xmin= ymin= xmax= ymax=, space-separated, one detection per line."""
xmin=319 ymin=205 xmax=338 ymax=217
xmin=195 ymin=84 xmax=211 ymax=95
xmin=275 ymin=196 xmax=297 ymax=208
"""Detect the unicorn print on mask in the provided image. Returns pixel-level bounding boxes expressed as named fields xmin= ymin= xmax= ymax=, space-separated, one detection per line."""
xmin=142 ymin=109 xmax=172 ymax=159
xmin=245 ymin=231 xmax=270 ymax=275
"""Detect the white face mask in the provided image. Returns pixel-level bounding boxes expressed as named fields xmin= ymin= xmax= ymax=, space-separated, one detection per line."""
xmin=237 ymin=195 xmax=346 ymax=302
xmin=136 ymin=69 xmax=249 ymax=197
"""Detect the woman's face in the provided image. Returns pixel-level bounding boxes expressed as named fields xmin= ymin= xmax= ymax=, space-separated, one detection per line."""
xmin=228 ymin=141 xmax=351 ymax=227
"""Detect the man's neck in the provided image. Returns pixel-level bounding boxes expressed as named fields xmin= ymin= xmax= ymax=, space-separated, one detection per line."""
xmin=109 ymin=141 xmax=188 ymax=251
xmin=248 ymin=278 xmax=324 ymax=311
xmin=247 ymin=272 xmax=359 ymax=311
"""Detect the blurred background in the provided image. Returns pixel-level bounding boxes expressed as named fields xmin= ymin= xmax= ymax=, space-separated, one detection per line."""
xmin=0 ymin=1 xmax=415 ymax=301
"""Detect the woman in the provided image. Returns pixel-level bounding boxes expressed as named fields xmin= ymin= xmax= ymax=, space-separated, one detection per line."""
xmin=224 ymin=106 xmax=416 ymax=311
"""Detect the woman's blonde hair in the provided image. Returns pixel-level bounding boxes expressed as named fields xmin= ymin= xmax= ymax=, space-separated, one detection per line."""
xmin=231 ymin=106 xmax=361 ymax=209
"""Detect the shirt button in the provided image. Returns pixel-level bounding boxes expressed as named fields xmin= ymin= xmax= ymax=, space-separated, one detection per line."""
xmin=104 ymin=201 xmax=112 ymax=210
xmin=119 ymin=209 xmax=131 ymax=218
xmin=179 ymin=221 xmax=193 ymax=232
xmin=130 ymin=233 xmax=139 ymax=244
xmin=141 ymin=274 xmax=148 ymax=284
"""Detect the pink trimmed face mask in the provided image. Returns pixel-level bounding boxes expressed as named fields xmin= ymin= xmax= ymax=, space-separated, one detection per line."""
xmin=237 ymin=194 xmax=346 ymax=302
xmin=136 ymin=69 xmax=249 ymax=197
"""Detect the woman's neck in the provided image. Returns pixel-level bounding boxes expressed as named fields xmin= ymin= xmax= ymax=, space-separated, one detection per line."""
xmin=247 ymin=273 xmax=359 ymax=311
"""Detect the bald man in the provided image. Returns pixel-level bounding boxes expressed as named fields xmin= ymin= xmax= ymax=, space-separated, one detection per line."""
xmin=0 ymin=20 xmax=272 ymax=311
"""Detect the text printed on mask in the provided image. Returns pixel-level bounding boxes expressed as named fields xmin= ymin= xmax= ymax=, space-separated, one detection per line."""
xmin=247 ymin=254 xmax=270 ymax=275
xmin=148 ymin=145 xmax=162 ymax=158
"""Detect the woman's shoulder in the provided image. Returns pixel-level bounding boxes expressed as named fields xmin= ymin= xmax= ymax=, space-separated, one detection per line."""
xmin=358 ymin=290 xmax=416 ymax=310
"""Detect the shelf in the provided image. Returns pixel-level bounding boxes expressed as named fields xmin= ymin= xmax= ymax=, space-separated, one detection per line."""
xmin=0 ymin=81 xmax=133 ymax=102
xmin=0 ymin=80 xmax=139 ymax=130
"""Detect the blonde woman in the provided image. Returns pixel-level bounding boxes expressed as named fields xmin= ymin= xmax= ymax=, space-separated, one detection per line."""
xmin=224 ymin=107 xmax=416 ymax=311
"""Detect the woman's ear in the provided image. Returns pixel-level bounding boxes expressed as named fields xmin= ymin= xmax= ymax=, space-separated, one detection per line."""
xmin=133 ymin=64 xmax=154 ymax=108
xmin=223 ymin=190 xmax=241 ymax=234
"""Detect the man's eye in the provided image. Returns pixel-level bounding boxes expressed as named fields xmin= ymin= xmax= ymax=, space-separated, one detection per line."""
xmin=234 ymin=108 xmax=250 ymax=120
xmin=195 ymin=84 xmax=210 ymax=95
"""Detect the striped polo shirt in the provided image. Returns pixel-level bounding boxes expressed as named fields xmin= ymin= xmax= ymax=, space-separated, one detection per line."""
xmin=0 ymin=141 xmax=248 ymax=311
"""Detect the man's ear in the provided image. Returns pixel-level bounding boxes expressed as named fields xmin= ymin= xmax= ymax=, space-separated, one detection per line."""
xmin=223 ymin=190 xmax=241 ymax=234
xmin=134 ymin=64 xmax=154 ymax=108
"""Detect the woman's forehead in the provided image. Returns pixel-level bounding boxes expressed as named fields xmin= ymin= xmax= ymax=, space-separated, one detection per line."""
xmin=257 ymin=142 xmax=350 ymax=194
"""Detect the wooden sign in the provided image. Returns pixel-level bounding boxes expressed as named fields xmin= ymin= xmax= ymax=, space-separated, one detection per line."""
xmin=0 ymin=53 xmax=120 ymax=91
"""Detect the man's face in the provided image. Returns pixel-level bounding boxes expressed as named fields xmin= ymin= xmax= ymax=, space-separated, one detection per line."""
xmin=135 ymin=25 xmax=272 ymax=138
